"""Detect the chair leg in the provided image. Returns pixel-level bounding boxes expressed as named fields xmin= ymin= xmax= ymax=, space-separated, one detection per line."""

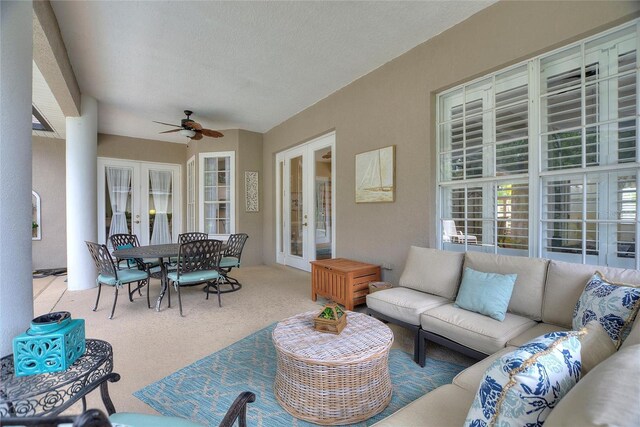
xmin=177 ymin=285 xmax=184 ymax=317
xmin=109 ymin=288 xmax=119 ymax=319
xmin=93 ymin=283 xmax=102 ymax=311
xmin=418 ymin=330 xmax=427 ymax=368
xmin=146 ymin=279 xmax=150 ymax=308
xmin=217 ymin=279 xmax=222 ymax=307
xmin=128 ymin=282 xmax=134 ymax=302
xmin=167 ymin=282 xmax=171 ymax=308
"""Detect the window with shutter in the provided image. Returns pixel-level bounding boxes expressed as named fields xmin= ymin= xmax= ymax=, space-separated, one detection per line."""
xmin=437 ymin=20 xmax=638 ymax=268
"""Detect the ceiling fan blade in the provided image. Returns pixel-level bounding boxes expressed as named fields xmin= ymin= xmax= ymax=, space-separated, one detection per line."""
xmin=159 ymin=129 xmax=182 ymax=134
xmin=200 ymin=129 xmax=224 ymax=138
xmin=190 ymin=132 xmax=203 ymax=141
xmin=153 ymin=121 xmax=181 ymax=127
xmin=184 ymin=120 xmax=202 ymax=130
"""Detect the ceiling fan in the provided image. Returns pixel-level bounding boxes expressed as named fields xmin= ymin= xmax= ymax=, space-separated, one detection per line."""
xmin=153 ymin=110 xmax=224 ymax=141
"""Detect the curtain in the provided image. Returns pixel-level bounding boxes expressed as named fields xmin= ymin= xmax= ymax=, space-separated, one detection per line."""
xmin=150 ymin=170 xmax=172 ymax=245
xmin=106 ymin=167 xmax=131 ymax=237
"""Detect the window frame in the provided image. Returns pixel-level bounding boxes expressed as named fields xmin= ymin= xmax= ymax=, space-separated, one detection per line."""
xmin=436 ymin=19 xmax=639 ymax=269
xmin=198 ymin=151 xmax=236 ymax=239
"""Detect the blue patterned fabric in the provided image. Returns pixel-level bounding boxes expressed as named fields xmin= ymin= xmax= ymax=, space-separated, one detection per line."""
xmin=573 ymin=272 xmax=640 ymax=348
xmin=465 ymin=331 xmax=583 ymax=427
xmin=134 ymin=323 xmax=467 ymax=426
xmin=454 ymin=267 xmax=517 ymax=321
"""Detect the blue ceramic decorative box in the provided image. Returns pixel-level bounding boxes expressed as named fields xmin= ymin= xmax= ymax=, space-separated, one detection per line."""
xmin=12 ymin=311 xmax=85 ymax=376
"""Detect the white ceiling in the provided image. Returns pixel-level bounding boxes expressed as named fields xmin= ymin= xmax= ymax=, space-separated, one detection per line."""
xmin=49 ymin=1 xmax=496 ymax=143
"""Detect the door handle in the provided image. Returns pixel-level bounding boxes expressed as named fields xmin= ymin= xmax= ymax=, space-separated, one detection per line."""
xmin=134 ymin=220 xmax=140 ymax=224
xmin=303 ymin=222 xmax=308 ymax=226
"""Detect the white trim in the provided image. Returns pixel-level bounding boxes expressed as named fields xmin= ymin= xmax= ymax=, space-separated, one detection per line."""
xmin=198 ymin=151 xmax=236 ymax=239
xmin=186 ymin=155 xmax=196 ymax=232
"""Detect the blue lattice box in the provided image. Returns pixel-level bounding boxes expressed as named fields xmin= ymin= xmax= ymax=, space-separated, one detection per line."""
xmin=12 ymin=312 xmax=86 ymax=376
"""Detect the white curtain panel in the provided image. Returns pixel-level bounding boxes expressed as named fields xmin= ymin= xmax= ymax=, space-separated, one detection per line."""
xmin=106 ymin=167 xmax=131 ymax=237
xmin=150 ymin=170 xmax=172 ymax=245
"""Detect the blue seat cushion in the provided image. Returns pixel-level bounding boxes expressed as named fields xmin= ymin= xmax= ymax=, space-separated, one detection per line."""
xmin=98 ymin=269 xmax=149 ymax=286
xmin=110 ymin=412 xmax=203 ymax=427
xmin=167 ymin=270 xmax=220 ymax=284
xmin=219 ymin=256 xmax=240 ymax=268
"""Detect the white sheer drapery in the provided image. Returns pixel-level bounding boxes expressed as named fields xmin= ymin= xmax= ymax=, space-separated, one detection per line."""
xmin=106 ymin=167 xmax=131 ymax=237
xmin=150 ymin=170 xmax=172 ymax=245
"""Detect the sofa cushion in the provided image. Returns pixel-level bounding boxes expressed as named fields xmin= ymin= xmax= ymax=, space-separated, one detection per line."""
xmin=543 ymin=260 xmax=640 ymax=328
xmin=465 ymin=331 xmax=583 ymax=427
xmin=420 ymin=303 xmax=536 ymax=355
xmin=621 ymin=314 xmax=640 ymax=350
xmin=454 ymin=267 xmax=517 ymax=321
xmin=506 ymin=322 xmax=568 ymax=347
xmin=366 ymin=287 xmax=449 ymax=325
xmin=573 ymin=272 xmax=640 ymax=348
xmin=545 ymin=343 xmax=640 ymax=427
xmin=453 ymin=346 xmax=518 ymax=392
xmin=399 ymin=246 xmax=464 ymax=299
xmin=463 ymin=251 xmax=548 ymax=320
xmin=372 ymin=384 xmax=475 ymax=427
xmin=579 ymin=320 xmax=617 ymax=375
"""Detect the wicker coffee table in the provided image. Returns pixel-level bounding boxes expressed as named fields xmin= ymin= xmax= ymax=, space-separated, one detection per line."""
xmin=273 ymin=310 xmax=393 ymax=425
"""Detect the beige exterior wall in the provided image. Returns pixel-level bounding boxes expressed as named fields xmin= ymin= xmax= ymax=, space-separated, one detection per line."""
xmin=262 ymin=1 xmax=640 ymax=282
xmin=32 ymin=136 xmax=66 ymax=269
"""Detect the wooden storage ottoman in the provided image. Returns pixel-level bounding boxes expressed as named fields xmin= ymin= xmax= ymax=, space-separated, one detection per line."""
xmin=310 ymin=258 xmax=381 ymax=310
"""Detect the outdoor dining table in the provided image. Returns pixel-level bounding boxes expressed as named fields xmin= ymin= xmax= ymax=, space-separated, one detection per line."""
xmin=112 ymin=242 xmax=231 ymax=312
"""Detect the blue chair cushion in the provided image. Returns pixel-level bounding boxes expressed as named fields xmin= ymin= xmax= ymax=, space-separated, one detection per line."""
xmin=110 ymin=412 xmax=203 ymax=427
xmin=219 ymin=256 xmax=240 ymax=268
xmin=98 ymin=269 xmax=149 ymax=286
xmin=167 ymin=270 xmax=220 ymax=284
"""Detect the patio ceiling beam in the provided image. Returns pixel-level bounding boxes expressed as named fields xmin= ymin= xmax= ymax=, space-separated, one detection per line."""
xmin=33 ymin=0 xmax=80 ymax=117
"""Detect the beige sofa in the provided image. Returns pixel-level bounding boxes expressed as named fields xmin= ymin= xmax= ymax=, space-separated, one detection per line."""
xmin=366 ymin=247 xmax=640 ymax=426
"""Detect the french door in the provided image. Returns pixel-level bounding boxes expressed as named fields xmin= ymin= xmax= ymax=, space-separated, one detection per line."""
xmin=98 ymin=158 xmax=182 ymax=246
xmin=276 ymin=133 xmax=335 ymax=271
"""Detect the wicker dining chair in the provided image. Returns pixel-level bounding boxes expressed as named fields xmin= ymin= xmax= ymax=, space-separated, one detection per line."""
xmin=218 ymin=233 xmax=249 ymax=290
xmin=85 ymin=242 xmax=150 ymax=319
xmin=167 ymin=239 xmax=224 ymax=316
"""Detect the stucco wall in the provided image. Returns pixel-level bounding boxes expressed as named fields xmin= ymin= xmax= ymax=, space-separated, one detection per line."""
xmin=261 ymin=1 xmax=640 ymax=282
xmin=32 ymin=136 xmax=66 ymax=269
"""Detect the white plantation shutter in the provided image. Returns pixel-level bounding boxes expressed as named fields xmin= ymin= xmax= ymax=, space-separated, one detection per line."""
xmin=437 ymin=20 xmax=639 ymax=268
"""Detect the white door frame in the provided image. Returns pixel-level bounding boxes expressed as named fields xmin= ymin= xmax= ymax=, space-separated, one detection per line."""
xmin=98 ymin=157 xmax=182 ymax=245
xmin=276 ymin=132 xmax=336 ymax=271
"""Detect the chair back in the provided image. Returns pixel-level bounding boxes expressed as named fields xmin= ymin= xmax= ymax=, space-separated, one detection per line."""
xmin=224 ymin=233 xmax=249 ymax=261
xmin=442 ymin=220 xmax=458 ymax=238
xmin=176 ymin=239 xmax=222 ymax=278
xmin=178 ymin=232 xmax=208 ymax=244
xmin=109 ymin=233 xmax=140 ymax=249
xmin=86 ymin=242 xmax=118 ymax=279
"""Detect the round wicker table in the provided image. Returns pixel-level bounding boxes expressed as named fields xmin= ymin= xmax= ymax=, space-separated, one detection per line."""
xmin=272 ymin=310 xmax=393 ymax=425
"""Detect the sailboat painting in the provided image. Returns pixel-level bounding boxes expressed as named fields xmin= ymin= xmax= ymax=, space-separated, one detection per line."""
xmin=355 ymin=145 xmax=395 ymax=203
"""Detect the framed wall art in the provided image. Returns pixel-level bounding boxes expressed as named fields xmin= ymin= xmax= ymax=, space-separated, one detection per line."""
xmin=355 ymin=145 xmax=395 ymax=203
xmin=245 ymin=171 xmax=259 ymax=212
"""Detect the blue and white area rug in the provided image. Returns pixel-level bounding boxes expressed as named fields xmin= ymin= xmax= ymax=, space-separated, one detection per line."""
xmin=134 ymin=323 xmax=466 ymax=426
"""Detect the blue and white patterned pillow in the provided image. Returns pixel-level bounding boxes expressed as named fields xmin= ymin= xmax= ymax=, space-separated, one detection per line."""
xmin=573 ymin=272 xmax=640 ymax=348
xmin=464 ymin=331 xmax=583 ymax=427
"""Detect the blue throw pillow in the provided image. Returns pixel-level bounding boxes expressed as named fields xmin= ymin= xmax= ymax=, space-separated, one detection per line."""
xmin=573 ymin=271 xmax=640 ymax=348
xmin=465 ymin=331 xmax=583 ymax=427
xmin=454 ymin=267 xmax=517 ymax=321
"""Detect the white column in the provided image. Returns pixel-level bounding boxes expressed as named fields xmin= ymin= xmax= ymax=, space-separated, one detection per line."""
xmin=0 ymin=0 xmax=34 ymax=356
xmin=66 ymin=95 xmax=98 ymax=291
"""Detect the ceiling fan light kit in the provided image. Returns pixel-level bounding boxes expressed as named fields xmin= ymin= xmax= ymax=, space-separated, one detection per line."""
xmin=153 ymin=110 xmax=224 ymax=141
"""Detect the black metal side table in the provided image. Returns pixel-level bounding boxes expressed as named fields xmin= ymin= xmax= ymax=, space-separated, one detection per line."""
xmin=0 ymin=339 xmax=120 ymax=418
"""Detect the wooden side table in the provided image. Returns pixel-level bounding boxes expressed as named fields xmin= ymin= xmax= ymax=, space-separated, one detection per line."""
xmin=310 ymin=258 xmax=381 ymax=310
